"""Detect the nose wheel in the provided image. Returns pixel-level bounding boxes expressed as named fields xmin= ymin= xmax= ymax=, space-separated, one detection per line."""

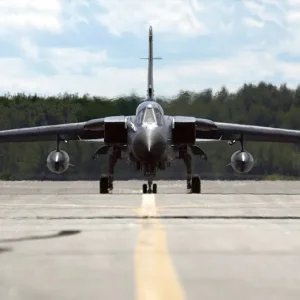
xmin=142 ymin=182 xmax=157 ymax=194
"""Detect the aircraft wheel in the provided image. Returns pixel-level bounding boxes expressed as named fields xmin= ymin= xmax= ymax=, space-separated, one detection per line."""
xmin=100 ymin=174 xmax=109 ymax=194
xmin=142 ymin=184 xmax=147 ymax=194
xmin=153 ymin=184 xmax=157 ymax=194
xmin=191 ymin=175 xmax=201 ymax=194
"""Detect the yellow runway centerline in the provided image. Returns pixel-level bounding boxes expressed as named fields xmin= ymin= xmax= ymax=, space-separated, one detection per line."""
xmin=135 ymin=194 xmax=186 ymax=300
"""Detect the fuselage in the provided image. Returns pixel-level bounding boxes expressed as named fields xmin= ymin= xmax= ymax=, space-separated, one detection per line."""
xmin=125 ymin=26 xmax=176 ymax=174
xmin=127 ymin=100 xmax=174 ymax=169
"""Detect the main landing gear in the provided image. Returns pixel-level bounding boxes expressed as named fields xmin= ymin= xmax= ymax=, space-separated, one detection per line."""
xmin=187 ymin=174 xmax=201 ymax=194
xmin=182 ymin=149 xmax=201 ymax=194
xmin=99 ymin=174 xmax=113 ymax=194
xmin=99 ymin=149 xmax=119 ymax=194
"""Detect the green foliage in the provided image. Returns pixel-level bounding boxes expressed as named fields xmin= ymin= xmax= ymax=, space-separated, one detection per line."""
xmin=264 ymin=174 xmax=298 ymax=181
xmin=0 ymin=172 xmax=12 ymax=180
xmin=1 ymin=83 xmax=300 ymax=180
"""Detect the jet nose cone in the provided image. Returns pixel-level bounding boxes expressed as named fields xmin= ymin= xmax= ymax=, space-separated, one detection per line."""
xmin=133 ymin=129 xmax=166 ymax=161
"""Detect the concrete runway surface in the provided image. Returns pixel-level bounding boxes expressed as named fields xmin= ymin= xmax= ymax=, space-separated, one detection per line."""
xmin=1 ymin=180 xmax=300 ymax=300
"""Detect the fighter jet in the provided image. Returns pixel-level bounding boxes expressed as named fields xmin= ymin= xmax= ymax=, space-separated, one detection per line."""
xmin=1 ymin=26 xmax=300 ymax=194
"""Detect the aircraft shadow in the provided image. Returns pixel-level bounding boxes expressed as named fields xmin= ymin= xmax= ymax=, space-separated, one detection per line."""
xmin=0 ymin=247 xmax=12 ymax=254
xmin=9 ymin=215 xmax=300 ymax=220
xmin=0 ymin=230 xmax=81 ymax=243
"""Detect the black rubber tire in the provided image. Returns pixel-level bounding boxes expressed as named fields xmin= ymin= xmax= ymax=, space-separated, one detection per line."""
xmin=142 ymin=184 xmax=147 ymax=194
xmin=191 ymin=175 xmax=201 ymax=193
xmin=100 ymin=175 xmax=109 ymax=194
xmin=153 ymin=184 xmax=157 ymax=194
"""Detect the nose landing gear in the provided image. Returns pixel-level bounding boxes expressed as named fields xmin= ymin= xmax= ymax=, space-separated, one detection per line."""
xmin=142 ymin=176 xmax=157 ymax=194
xmin=141 ymin=164 xmax=158 ymax=194
xmin=142 ymin=182 xmax=157 ymax=194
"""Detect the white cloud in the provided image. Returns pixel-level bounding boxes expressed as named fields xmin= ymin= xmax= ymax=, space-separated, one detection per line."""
xmin=0 ymin=0 xmax=89 ymax=34
xmin=243 ymin=17 xmax=264 ymax=28
xmin=20 ymin=36 xmax=40 ymax=59
xmin=0 ymin=12 xmax=61 ymax=33
xmin=0 ymin=0 xmax=61 ymax=12
xmin=61 ymin=0 xmax=90 ymax=29
xmin=244 ymin=0 xmax=285 ymax=27
xmin=95 ymin=0 xmax=289 ymax=38
xmin=3 ymin=0 xmax=300 ymax=100
xmin=46 ymin=47 xmax=108 ymax=74
xmin=287 ymin=11 xmax=300 ymax=22
xmin=19 ymin=36 xmax=108 ymax=73
xmin=244 ymin=0 xmax=264 ymax=12
xmin=0 ymin=58 xmax=39 ymax=91
xmin=0 ymin=0 xmax=62 ymax=33
xmin=288 ymin=0 xmax=300 ymax=6
xmin=96 ymin=0 xmax=208 ymax=37
xmin=0 ymin=50 xmax=295 ymax=98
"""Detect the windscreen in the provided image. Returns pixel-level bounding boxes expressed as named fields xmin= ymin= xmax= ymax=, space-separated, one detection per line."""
xmin=143 ymin=107 xmax=156 ymax=124
xmin=154 ymin=108 xmax=163 ymax=125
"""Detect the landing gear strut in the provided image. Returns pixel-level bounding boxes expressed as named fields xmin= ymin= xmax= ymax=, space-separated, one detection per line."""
xmin=99 ymin=149 xmax=120 ymax=194
xmin=142 ymin=164 xmax=157 ymax=194
xmin=182 ymin=150 xmax=201 ymax=194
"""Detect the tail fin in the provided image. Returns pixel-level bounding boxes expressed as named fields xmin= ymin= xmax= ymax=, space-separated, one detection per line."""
xmin=140 ymin=26 xmax=161 ymax=100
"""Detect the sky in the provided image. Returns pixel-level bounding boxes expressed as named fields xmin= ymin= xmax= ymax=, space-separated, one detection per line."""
xmin=1 ymin=0 xmax=300 ymax=98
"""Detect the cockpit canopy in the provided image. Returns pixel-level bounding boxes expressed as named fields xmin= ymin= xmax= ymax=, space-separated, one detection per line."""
xmin=144 ymin=107 xmax=156 ymax=124
xmin=135 ymin=101 xmax=164 ymax=126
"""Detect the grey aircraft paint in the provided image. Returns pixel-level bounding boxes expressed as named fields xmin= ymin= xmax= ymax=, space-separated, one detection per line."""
xmin=1 ymin=26 xmax=300 ymax=193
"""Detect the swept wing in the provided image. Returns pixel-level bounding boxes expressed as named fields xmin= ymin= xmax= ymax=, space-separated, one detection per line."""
xmin=196 ymin=119 xmax=300 ymax=143
xmin=0 ymin=118 xmax=105 ymax=142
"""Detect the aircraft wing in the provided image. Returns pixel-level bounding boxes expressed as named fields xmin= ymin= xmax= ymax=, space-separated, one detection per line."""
xmin=0 ymin=118 xmax=107 ymax=142
xmin=196 ymin=118 xmax=300 ymax=143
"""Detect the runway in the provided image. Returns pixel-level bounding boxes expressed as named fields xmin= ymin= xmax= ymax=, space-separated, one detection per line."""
xmin=1 ymin=180 xmax=300 ymax=300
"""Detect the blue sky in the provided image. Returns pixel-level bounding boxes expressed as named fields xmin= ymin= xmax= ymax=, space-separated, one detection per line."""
xmin=0 ymin=0 xmax=299 ymax=97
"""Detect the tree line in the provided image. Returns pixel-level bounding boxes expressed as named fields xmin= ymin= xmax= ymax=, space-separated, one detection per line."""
xmin=1 ymin=81 xmax=300 ymax=180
